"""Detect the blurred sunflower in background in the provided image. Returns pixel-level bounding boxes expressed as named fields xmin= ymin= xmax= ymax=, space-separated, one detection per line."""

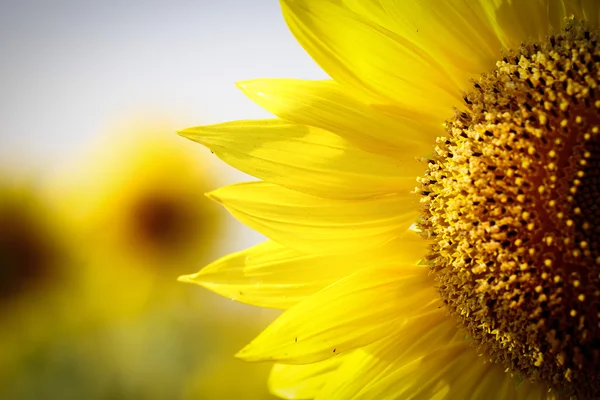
xmin=60 ymin=119 xmax=223 ymax=321
xmin=180 ymin=1 xmax=600 ymax=399
xmin=0 ymin=178 xmax=74 ymax=388
xmin=0 ymin=119 xmax=277 ymax=399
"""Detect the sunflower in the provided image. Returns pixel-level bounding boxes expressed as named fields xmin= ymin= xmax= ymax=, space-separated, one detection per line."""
xmin=0 ymin=179 xmax=74 ymax=379
xmin=0 ymin=121 xmax=230 ymax=399
xmin=0 ymin=184 xmax=60 ymax=305
xmin=179 ymin=1 xmax=600 ymax=399
xmin=59 ymin=119 xmax=223 ymax=322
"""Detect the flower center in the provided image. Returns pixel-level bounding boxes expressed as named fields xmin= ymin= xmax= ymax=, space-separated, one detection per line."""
xmin=0 ymin=206 xmax=56 ymax=304
xmin=419 ymin=20 xmax=600 ymax=398
xmin=129 ymin=193 xmax=197 ymax=253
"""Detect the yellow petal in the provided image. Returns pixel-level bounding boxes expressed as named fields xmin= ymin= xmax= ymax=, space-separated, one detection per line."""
xmin=354 ymin=340 xmax=553 ymax=400
xmin=355 ymin=343 xmax=473 ymax=400
xmin=343 ymin=0 xmax=501 ymax=84
xmin=179 ymin=119 xmax=423 ymax=200
xmin=236 ymin=79 xmax=436 ymax=155
xmin=312 ymin=309 xmax=553 ymax=400
xmin=280 ymin=0 xmax=461 ymax=118
xmin=269 ymin=356 xmax=345 ymax=400
xmin=317 ymin=308 xmax=457 ymax=399
xmin=179 ymin=230 xmax=428 ymax=309
xmin=208 ymin=181 xmax=419 ymax=254
xmin=482 ymin=0 xmax=577 ymax=50
xmin=343 ymin=0 xmax=594 ymax=88
xmin=235 ymin=265 xmax=436 ymax=364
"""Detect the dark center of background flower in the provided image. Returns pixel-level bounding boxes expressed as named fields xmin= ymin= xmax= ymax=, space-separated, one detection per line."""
xmin=0 ymin=208 xmax=55 ymax=304
xmin=129 ymin=193 xmax=198 ymax=255
xmin=419 ymin=20 xmax=600 ymax=398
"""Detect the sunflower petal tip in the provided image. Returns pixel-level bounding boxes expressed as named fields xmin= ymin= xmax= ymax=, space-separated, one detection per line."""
xmin=176 ymin=127 xmax=204 ymax=143
xmin=177 ymin=273 xmax=196 ymax=283
xmin=234 ymin=345 xmax=258 ymax=362
xmin=235 ymin=80 xmax=249 ymax=90
xmin=236 ymin=79 xmax=260 ymax=95
xmin=176 ymin=125 xmax=195 ymax=134
xmin=175 ymin=129 xmax=189 ymax=139
xmin=205 ymin=191 xmax=222 ymax=204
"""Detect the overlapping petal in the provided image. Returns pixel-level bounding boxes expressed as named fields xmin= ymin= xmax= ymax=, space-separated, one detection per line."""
xmin=482 ymin=0 xmax=585 ymax=50
xmin=179 ymin=230 xmax=427 ymax=309
xmin=235 ymin=265 xmax=435 ymax=364
xmin=316 ymin=308 xmax=456 ymax=399
xmin=353 ymin=343 xmax=554 ymax=400
xmin=340 ymin=1 xmax=590 ymax=89
xmin=207 ymin=181 xmax=419 ymax=254
xmin=269 ymin=356 xmax=345 ymax=399
xmin=314 ymin=308 xmax=554 ymax=400
xmin=342 ymin=0 xmax=501 ymax=85
xmin=354 ymin=344 xmax=481 ymax=400
xmin=180 ymin=119 xmax=423 ymax=200
xmin=236 ymin=79 xmax=436 ymax=155
xmin=280 ymin=0 xmax=462 ymax=119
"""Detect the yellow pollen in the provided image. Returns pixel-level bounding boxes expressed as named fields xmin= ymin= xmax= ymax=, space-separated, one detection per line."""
xmin=419 ymin=20 xmax=600 ymax=399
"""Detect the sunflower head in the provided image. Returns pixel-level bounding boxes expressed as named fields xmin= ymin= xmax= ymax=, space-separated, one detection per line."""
xmin=127 ymin=191 xmax=197 ymax=253
xmin=419 ymin=19 xmax=600 ymax=397
xmin=179 ymin=1 xmax=600 ymax=399
xmin=65 ymin=120 xmax=221 ymax=276
xmin=50 ymin=119 xmax=224 ymax=325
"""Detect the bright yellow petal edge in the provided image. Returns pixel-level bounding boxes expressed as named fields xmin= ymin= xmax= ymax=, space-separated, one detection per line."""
xmin=179 ymin=0 xmax=600 ymax=399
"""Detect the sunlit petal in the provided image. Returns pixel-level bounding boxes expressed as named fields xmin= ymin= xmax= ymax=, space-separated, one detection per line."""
xmin=180 ymin=230 xmax=427 ymax=309
xmin=236 ymin=265 xmax=435 ymax=363
xmin=180 ymin=119 xmax=423 ymax=200
xmin=208 ymin=181 xmax=419 ymax=254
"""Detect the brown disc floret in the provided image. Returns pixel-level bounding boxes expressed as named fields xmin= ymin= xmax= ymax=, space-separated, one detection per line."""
xmin=419 ymin=20 xmax=600 ymax=399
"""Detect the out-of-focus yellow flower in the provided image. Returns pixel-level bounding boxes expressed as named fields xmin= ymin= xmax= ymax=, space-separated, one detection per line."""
xmin=1 ymin=120 xmax=254 ymax=399
xmin=58 ymin=119 xmax=223 ymax=323
xmin=0 ymin=179 xmax=73 ymax=378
